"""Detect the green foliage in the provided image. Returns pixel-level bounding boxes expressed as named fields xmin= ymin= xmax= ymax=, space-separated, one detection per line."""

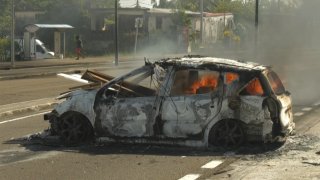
xmin=157 ymin=0 xmax=175 ymax=8
xmin=0 ymin=0 xmax=11 ymax=37
xmin=14 ymin=0 xmax=57 ymax=11
xmin=212 ymin=0 xmax=255 ymax=22
xmin=171 ymin=10 xmax=192 ymax=27
xmin=91 ymin=0 xmax=120 ymax=8
xmin=0 ymin=37 xmax=23 ymax=61
xmin=0 ymin=38 xmax=10 ymax=54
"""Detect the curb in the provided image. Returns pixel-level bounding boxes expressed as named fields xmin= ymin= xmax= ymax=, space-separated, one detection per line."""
xmin=0 ymin=63 xmax=140 ymax=81
xmin=0 ymin=70 xmax=83 ymax=81
xmin=0 ymin=102 xmax=57 ymax=119
xmin=0 ymin=61 xmax=116 ymax=70
xmin=0 ymin=62 xmax=98 ymax=70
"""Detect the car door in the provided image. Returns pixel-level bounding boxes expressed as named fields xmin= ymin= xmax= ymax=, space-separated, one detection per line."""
xmin=161 ymin=69 xmax=223 ymax=138
xmin=93 ymin=65 xmax=165 ymax=137
xmin=103 ymin=96 xmax=156 ymax=137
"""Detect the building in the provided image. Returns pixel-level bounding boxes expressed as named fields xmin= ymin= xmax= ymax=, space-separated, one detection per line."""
xmin=89 ymin=7 xmax=234 ymax=50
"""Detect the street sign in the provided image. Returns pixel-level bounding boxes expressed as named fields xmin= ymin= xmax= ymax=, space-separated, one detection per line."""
xmin=135 ymin=18 xmax=143 ymax=28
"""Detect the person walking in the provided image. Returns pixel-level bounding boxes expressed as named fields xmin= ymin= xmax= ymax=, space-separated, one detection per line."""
xmin=75 ymin=35 xmax=83 ymax=60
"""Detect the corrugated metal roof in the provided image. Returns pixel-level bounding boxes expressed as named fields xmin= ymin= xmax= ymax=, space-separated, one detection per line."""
xmin=34 ymin=24 xmax=74 ymax=29
xmin=148 ymin=8 xmax=200 ymax=15
xmin=25 ymin=24 xmax=74 ymax=32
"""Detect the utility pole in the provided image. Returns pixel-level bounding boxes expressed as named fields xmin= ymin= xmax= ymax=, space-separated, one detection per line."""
xmin=11 ymin=0 xmax=15 ymax=68
xmin=200 ymin=0 xmax=204 ymax=45
xmin=255 ymin=0 xmax=259 ymax=29
xmin=254 ymin=0 xmax=259 ymax=57
xmin=114 ymin=0 xmax=119 ymax=66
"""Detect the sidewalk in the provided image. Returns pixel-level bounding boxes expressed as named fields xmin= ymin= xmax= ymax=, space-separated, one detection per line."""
xmin=0 ymin=52 xmax=187 ymax=70
xmin=0 ymin=55 xmax=129 ymax=70
xmin=0 ymin=53 xmax=189 ymax=70
xmin=0 ymin=55 xmax=150 ymax=80
xmin=0 ymin=98 xmax=60 ymax=118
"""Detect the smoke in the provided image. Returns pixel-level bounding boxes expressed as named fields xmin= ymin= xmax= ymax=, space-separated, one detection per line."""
xmin=256 ymin=0 xmax=320 ymax=105
xmin=136 ymin=34 xmax=187 ymax=58
xmin=198 ymin=0 xmax=320 ymax=105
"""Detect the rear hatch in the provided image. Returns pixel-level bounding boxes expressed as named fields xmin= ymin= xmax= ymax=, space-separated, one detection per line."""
xmin=266 ymin=70 xmax=294 ymax=132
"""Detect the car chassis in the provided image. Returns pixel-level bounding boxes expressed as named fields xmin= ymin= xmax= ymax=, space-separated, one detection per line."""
xmin=44 ymin=56 xmax=295 ymax=147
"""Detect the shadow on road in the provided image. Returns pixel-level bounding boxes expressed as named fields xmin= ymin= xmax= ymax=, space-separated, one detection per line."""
xmin=3 ymin=136 xmax=285 ymax=157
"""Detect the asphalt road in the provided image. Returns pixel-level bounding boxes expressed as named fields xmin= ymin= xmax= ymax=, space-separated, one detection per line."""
xmin=0 ymin=112 xmax=224 ymax=180
xmin=0 ymin=96 xmax=319 ymax=179
xmin=1 ymin=56 xmax=320 ymax=179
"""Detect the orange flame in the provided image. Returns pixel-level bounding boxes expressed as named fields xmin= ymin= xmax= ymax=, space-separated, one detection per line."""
xmin=246 ymin=78 xmax=264 ymax=95
xmin=226 ymin=72 xmax=239 ymax=84
xmin=189 ymin=74 xmax=218 ymax=94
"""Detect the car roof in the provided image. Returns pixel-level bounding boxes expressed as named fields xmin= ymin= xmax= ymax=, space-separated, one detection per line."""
xmin=155 ymin=56 xmax=268 ymax=72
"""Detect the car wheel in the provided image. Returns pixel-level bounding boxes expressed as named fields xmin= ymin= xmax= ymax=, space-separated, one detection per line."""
xmin=59 ymin=112 xmax=93 ymax=145
xmin=209 ymin=119 xmax=245 ymax=147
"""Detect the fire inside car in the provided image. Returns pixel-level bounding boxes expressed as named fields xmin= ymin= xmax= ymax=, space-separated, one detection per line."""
xmin=42 ymin=56 xmax=295 ymax=148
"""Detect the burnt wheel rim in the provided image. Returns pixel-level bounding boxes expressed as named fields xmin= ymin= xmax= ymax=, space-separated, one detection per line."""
xmin=210 ymin=119 xmax=245 ymax=147
xmin=59 ymin=114 xmax=90 ymax=144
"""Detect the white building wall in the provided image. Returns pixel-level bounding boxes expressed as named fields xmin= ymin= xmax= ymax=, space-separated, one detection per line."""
xmin=194 ymin=14 xmax=234 ymax=44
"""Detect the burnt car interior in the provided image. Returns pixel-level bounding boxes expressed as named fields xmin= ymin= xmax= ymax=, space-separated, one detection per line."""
xmin=103 ymin=66 xmax=165 ymax=98
xmin=78 ymin=67 xmax=269 ymax=100
xmin=223 ymin=71 xmax=266 ymax=97
xmin=239 ymin=77 xmax=265 ymax=96
xmin=171 ymin=69 xmax=220 ymax=96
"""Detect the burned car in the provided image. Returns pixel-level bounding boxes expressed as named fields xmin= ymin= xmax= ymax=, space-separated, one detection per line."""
xmin=44 ymin=56 xmax=295 ymax=147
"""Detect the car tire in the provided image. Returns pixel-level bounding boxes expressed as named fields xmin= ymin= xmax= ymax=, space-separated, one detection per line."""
xmin=58 ymin=112 xmax=94 ymax=145
xmin=208 ymin=119 xmax=245 ymax=147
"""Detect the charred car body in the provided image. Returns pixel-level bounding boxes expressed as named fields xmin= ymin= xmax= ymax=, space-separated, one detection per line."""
xmin=44 ymin=56 xmax=295 ymax=147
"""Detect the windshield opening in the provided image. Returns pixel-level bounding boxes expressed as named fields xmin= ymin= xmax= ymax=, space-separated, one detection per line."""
xmin=105 ymin=65 xmax=166 ymax=98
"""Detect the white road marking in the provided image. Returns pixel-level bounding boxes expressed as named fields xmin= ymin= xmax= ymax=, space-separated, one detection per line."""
xmin=57 ymin=73 xmax=89 ymax=84
xmin=0 ymin=111 xmax=50 ymax=125
xmin=201 ymin=160 xmax=223 ymax=169
xmin=178 ymin=174 xmax=201 ymax=180
xmin=294 ymin=112 xmax=304 ymax=117
xmin=302 ymin=107 xmax=312 ymax=112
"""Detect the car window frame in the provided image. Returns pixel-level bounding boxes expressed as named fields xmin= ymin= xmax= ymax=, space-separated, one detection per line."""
xmin=237 ymin=74 xmax=267 ymax=97
xmin=169 ymin=68 xmax=222 ymax=97
xmin=99 ymin=64 xmax=155 ymax=98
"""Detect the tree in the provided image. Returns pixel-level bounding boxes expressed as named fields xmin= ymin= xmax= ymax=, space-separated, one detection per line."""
xmin=91 ymin=0 xmax=120 ymax=8
xmin=0 ymin=0 xmax=11 ymax=37
xmin=212 ymin=0 xmax=255 ymax=22
xmin=157 ymin=0 xmax=175 ymax=8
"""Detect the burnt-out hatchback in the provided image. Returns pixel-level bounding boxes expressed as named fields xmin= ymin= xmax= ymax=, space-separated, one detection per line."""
xmin=44 ymin=56 xmax=295 ymax=147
